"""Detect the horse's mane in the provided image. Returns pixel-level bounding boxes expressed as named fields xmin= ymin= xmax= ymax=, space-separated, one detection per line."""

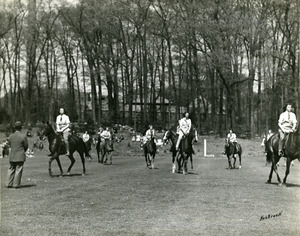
xmin=169 ymin=124 xmax=177 ymax=132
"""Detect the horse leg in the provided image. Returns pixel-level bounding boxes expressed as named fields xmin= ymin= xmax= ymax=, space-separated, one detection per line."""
xmin=190 ymin=154 xmax=193 ymax=170
xmin=182 ymin=154 xmax=188 ymax=175
xmin=151 ymin=153 xmax=155 ymax=169
xmin=100 ymin=149 xmax=106 ymax=164
xmin=176 ymin=152 xmax=182 ymax=173
xmin=172 ymin=152 xmax=176 ymax=173
xmin=79 ymin=151 xmax=86 ymax=176
xmin=272 ymin=162 xmax=282 ymax=186
xmin=55 ymin=157 xmax=63 ymax=176
xmin=227 ymin=154 xmax=232 ymax=169
xmin=282 ymin=158 xmax=291 ymax=185
xmin=238 ymin=153 xmax=242 ymax=169
xmin=146 ymin=153 xmax=151 ymax=169
xmin=109 ymin=151 xmax=112 ymax=165
xmin=232 ymin=155 xmax=236 ymax=169
xmin=48 ymin=154 xmax=57 ymax=177
xmin=67 ymin=153 xmax=76 ymax=175
xmin=97 ymin=147 xmax=101 ymax=163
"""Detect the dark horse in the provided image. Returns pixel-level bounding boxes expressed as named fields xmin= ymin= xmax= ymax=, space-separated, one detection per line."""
xmin=266 ymin=131 xmax=300 ymax=186
xmin=225 ymin=141 xmax=242 ymax=169
xmin=163 ymin=126 xmax=196 ymax=174
xmin=96 ymin=136 xmax=114 ymax=165
xmin=40 ymin=122 xmax=90 ymax=177
xmin=142 ymin=137 xmax=157 ymax=169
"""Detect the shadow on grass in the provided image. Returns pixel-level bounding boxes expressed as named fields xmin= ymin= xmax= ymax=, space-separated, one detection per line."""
xmin=225 ymin=167 xmax=241 ymax=170
xmin=18 ymin=184 xmax=37 ymax=188
xmin=175 ymin=171 xmax=198 ymax=175
xmin=51 ymin=173 xmax=86 ymax=177
xmin=265 ymin=182 xmax=300 ymax=188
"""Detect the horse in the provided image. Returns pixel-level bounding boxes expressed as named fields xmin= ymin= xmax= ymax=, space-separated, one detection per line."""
xmin=225 ymin=141 xmax=242 ymax=169
xmin=39 ymin=122 xmax=90 ymax=177
xmin=96 ymin=136 xmax=114 ymax=165
xmin=32 ymin=138 xmax=44 ymax=151
xmin=142 ymin=137 xmax=157 ymax=169
xmin=163 ymin=126 xmax=197 ymax=174
xmin=266 ymin=131 xmax=300 ymax=186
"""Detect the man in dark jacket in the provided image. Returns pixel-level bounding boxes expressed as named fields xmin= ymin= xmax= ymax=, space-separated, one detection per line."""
xmin=6 ymin=121 xmax=28 ymax=188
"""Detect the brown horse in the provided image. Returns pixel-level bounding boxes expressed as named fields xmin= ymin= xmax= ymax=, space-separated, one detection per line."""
xmin=266 ymin=131 xmax=300 ymax=186
xmin=142 ymin=137 xmax=157 ymax=169
xmin=39 ymin=122 xmax=90 ymax=177
xmin=224 ymin=141 xmax=242 ymax=169
xmin=96 ymin=136 xmax=114 ymax=165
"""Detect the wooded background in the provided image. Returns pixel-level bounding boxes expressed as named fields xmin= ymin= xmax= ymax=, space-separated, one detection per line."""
xmin=0 ymin=0 xmax=299 ymax=136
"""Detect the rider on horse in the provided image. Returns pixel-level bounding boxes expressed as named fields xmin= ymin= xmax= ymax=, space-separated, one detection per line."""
xmin=223 ymin=129 xmax=239 ymax=154
xmin=100 ymin=127 xmax=114 ymax=151
xmin=278 ymin=104 xmax=297 ymax=157
xmin=142 ymin=125 xmax=155 ymax=144
xmin=141 ymin=125 xmax=159 ymax=153
xmin=175 ymin=112 xmax=192 ymax=151
xmin=56 ymin=108 xmax=71 ymax=156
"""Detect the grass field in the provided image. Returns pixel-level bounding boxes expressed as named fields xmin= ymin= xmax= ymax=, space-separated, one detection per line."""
xmin=1 ymin=130 xmax=300 ymax=236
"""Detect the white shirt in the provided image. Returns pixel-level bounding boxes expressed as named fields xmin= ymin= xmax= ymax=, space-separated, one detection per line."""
xmin=278 ymin=111 xmax=297 ymax=133
xmin=82 ymin=133 xmax=90 ymax=142
xmin=145 ymin=129 xmax=155 ymax=139
xmin=227 ymin=133 xmax=237 ymax=143
xmin=101 ymin=130 xmax=111 ymax=140
xmin=178 ymin=118 xmax=191 ymax=134
xmin=56 ymin=114 xmax=70 ymax=133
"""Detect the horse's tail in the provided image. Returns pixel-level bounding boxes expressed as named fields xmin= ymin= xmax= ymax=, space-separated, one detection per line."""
xmin=80 ymin=138 xmax=91 ymax=158
xmin=266 ymin=136 xmax=275 ymax=163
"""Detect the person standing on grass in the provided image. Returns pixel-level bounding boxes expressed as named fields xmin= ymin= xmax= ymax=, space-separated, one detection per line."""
xmin=6 ymin=121 xmax=28 ymax=189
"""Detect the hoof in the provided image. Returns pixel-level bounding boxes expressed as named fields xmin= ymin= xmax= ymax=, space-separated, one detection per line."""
xmin=82 ymin=174 xmax=85 ymax=176
xmin=239 ymin=166 xmax=241 ymax=169
xmin=266 ymin=180 xmax=271 ymax=184
xmin=278 ymin=182 xmax=282 ymax=187
xmin=67 ymin=172 xmax=71 ymax=176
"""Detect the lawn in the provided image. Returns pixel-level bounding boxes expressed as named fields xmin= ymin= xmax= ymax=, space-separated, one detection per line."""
xmin=1 ymin=131 xmax=300 ymax=236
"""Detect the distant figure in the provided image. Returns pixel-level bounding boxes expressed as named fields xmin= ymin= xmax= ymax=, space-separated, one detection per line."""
xmin=101 ymin=127 xmax=114 ymax=151
xmin=267 ymin=129 xmax=274 ymax=140
xmin=142 ymin=125 xmax=156 ymax=145
xmin=223 ymin=129 xmax=239 ymax=154
xmin=6 ymin=121 xmax=28 ymax=189
xmin=1 ymin=140 xmax=9 ymax=158
xmin=82 ymin=131 xmax=90 ymax=143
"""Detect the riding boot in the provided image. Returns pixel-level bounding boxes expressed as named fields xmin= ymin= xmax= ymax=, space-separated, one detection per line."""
xmin=65 ymin=141 xmax=70 ymax=156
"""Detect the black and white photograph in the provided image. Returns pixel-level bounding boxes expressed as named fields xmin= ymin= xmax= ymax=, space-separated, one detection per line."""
xmin=0 ymin=0 xmax=300 ymax=235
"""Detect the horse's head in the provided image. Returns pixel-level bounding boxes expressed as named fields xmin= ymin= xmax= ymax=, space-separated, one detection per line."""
xmin=163 ymin=130 xmax=170 ymax=144
xmin=39 ymin=122 xmax=54 ymax=140
xmin=190 ymin=127 xmax=198 ymax=143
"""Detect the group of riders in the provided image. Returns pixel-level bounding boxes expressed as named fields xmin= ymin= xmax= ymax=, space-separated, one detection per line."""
xmin=56 ymin=108 xmax=114 ymax=156
xmin=56 ymin=102 xmax=298 ymax=160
